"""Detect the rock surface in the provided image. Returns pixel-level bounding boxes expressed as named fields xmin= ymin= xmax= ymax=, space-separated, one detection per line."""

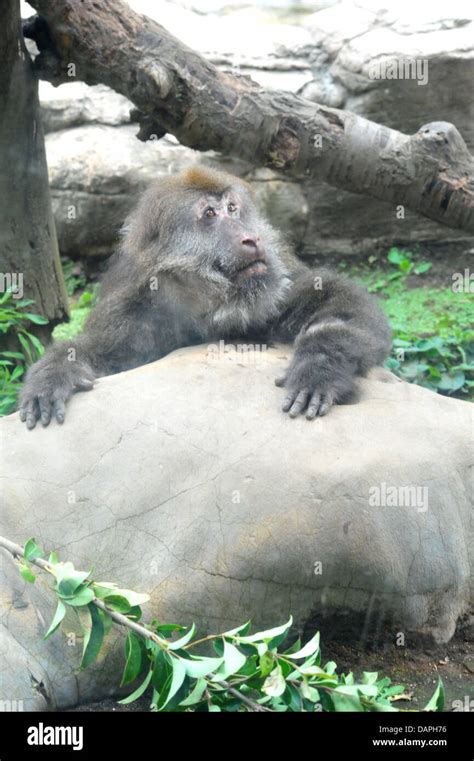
xmin=1 ymin=344 xmax=472 ymax=709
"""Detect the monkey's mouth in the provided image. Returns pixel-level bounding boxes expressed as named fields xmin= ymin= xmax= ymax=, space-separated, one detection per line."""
xmin=234 ymin=258 xmax=268 ymax=279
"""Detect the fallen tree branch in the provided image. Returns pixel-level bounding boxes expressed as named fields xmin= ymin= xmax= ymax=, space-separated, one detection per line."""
xmin=25 ymin=0 xmax=474 ymax=233
xmin=0 ymin=535 xmax=271 ymax=712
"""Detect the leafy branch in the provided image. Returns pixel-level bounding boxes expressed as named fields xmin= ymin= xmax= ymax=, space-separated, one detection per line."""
xmin=0 ymin=289 xmax=48 ymax=415
xmin=0 ymin=536 xmax=445 ymax=713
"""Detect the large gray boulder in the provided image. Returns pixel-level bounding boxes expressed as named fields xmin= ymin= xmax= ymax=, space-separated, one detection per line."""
xmin=0 ymin=345 xmax=472 ymax=709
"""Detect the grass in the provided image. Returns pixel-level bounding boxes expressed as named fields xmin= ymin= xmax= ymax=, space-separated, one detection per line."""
xmin=341 ymin=249 xmax=473 ymax=399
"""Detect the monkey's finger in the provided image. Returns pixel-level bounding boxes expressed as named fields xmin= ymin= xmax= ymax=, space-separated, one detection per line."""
xmin=38 ymin=396 xmax=52 ymax=427
xmin=53 ymin=399 xmax=66 ymax=424
xmin=24 ymin=399 xmax=39 ymax=429
xmin=281 ymin=389 xmax=298 ymax=412
xmin=317 ymin=392 xmax=334 ymax=417
xmin=274 ymin=374 xmax=287 ymax=387
xmin=306 ymin=392 xmax=322 ymax=420
xmin=289 ymin=389 xmax=310 ymax=418
xmin=75 ymin=377 xmax=94 ymax=391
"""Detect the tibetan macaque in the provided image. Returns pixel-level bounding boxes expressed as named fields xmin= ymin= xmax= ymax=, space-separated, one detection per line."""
xmin=19 ymin=167 xmax=391 ymax=428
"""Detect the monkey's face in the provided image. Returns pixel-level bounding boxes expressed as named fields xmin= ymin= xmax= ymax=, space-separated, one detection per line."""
xmin=193 ymin=189 xmax=271 ymax=286
xmin=123 ymin=173 xmax=290 ymax=324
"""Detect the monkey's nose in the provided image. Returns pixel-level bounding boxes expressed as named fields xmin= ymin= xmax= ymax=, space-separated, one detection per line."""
xmin=241 ymin=236 xmax=259 ymax=249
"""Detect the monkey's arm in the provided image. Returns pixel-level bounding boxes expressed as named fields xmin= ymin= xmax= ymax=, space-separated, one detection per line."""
xmin=19 ymin=294 xmax=159 ymax=429
xmin=273 ymin=270 xmax=392 ymax=419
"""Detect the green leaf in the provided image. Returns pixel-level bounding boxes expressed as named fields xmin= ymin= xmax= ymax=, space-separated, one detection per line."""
xmin=154 ymin=623 xmax=186 ymax=636
xmin=182 ymin=656 xmax=224 ymax=679
xmin=44 ymin=600 xmax=67 ymax=639
xmin=152 ymin=650 xmax=172 ymax=692
xmin=262 ymin=665 xmax=286 ymax=697
xmin=112 ymin=588 xmax=150 ymax=607
xmin=324 ymin=661 xmax=337 ymax=675
xmin=168 ymin=623 xmax=196 ymax=650
xmin=399 ymin=259 xmax=413 ymax=274
xmin=17 ymin=333 xmax=33 ymax=363
xmin=93 ymin=588 xmax=149 ymax=612
xmin=387 ymin=248 xmax=407 ymax=265
xmin=223 ymin=620 xmax=252 ymax=637
xmin=118 ymin=670 xmax=152 ymax=705
xmin=81 ymin=603 xmax=105 ymax=669
xmin=1 ymin=351 xmax=24 ymax=359
xmin=211 ymin=641 xmax=247 ymax=681
xmin=259 ymin=650 xmax=274 ymax=677
xmin=301 ymin=682 xmax=320 ymax=702
xmin=57 ymin=572 xmax=91 ymax=598
xmin=23 ymin=331 xmax=44 ymax=358
xmin=121 ymin=632 xmax=143 ymax=686
xmin=330 ymin=692 xmax=364 ymax=712
xmin=19 ymin=563 xmax=36 ymax=583
xmin=158 ymin=657 xmax=187 ymax=710
xmin=62 ymin=586 xmax=95 ymax=606
xmin=282 ymin=683 xmax=302 ymax=712
xmin=23 ymin=313 xmax=49 ymax=325
xmin=237 ymin=616 xmax=293 ymax=644
xmin=335 ymin=684 xmax=379 ymax=697
xmin=414 ymin=262 xmax=432 ymax=274
xmin=24 ymin=538 xmax=44 ymax=561
xmin=438 ymin=371 xmax=465 ymax=392
xmin=179 ymin=678 xmax=207 ymax=707
xmin=97 ymin=594 xmax=132 ymax=613
xmin=285 ymin=632 xmax=320 ymax=660
xmin=362 ymin=671 xmax=379 ymax=685
xmin=423 ymin=679 xmax=445 ymax=712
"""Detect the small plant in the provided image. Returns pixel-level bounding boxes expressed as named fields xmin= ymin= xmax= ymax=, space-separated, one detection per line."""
xmin=53 ymin=285 xmax=99 ymax=342
xmin=61 ymin=257 xmax=87 ymax=297
xmin=367 ymin=248 xmax=432 ymax=293
xmin=347 ymin=249 xmax=473 ymax=400
xmin=0 ymin=290 xmax=47 ymax=416
xmin=387 ymin=326 xmax=474 ymax=396
xmin=4 ymin=536 xmax=445 ymax=714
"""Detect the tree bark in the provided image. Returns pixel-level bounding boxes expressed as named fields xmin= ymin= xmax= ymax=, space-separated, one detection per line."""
xmin=0 ymin=0 xmax=68 ymax=334
xmin=26 ymin=0 xmax=474 ymax=234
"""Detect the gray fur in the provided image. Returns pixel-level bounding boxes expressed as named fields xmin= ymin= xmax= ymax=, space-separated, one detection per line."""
xmin=19 ymin=167 xmax=391 ymax=428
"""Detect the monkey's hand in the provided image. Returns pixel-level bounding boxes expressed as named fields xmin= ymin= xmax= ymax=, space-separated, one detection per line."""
xmin=19 ymin=347 xmax=95 ymax=429
xmin=275 ymin=330 xmax=357 ymax=420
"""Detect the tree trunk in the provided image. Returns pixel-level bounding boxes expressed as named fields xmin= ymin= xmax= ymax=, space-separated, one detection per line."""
xmin=26 ymin=0 xmax=474 ymax=234
xmin=0 ymin=0 xmax=68 ymax=338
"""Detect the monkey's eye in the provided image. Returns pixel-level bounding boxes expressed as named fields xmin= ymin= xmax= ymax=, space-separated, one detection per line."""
xmin=227 ymin=202 xmax=237 ymax=213
xmin=204 ymin=207 xmax=216 ymax=218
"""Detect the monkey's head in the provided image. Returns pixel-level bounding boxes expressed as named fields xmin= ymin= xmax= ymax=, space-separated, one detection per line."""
xmin=121 ymin=166 xmax=291 ymax=329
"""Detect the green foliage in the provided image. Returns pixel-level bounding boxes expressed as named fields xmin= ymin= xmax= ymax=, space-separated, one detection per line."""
xmin=349 ymin=249 xmax=473 ymax=399
xmin=61 ymin=258 xmax=87 ymax=297
xmin=17 ymin=538 xmax=444 ymax=713
xmin=0 ymin=289 xmax=47 ymax=416
xmin=52 ymin=285 xmax=99 ymax=342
